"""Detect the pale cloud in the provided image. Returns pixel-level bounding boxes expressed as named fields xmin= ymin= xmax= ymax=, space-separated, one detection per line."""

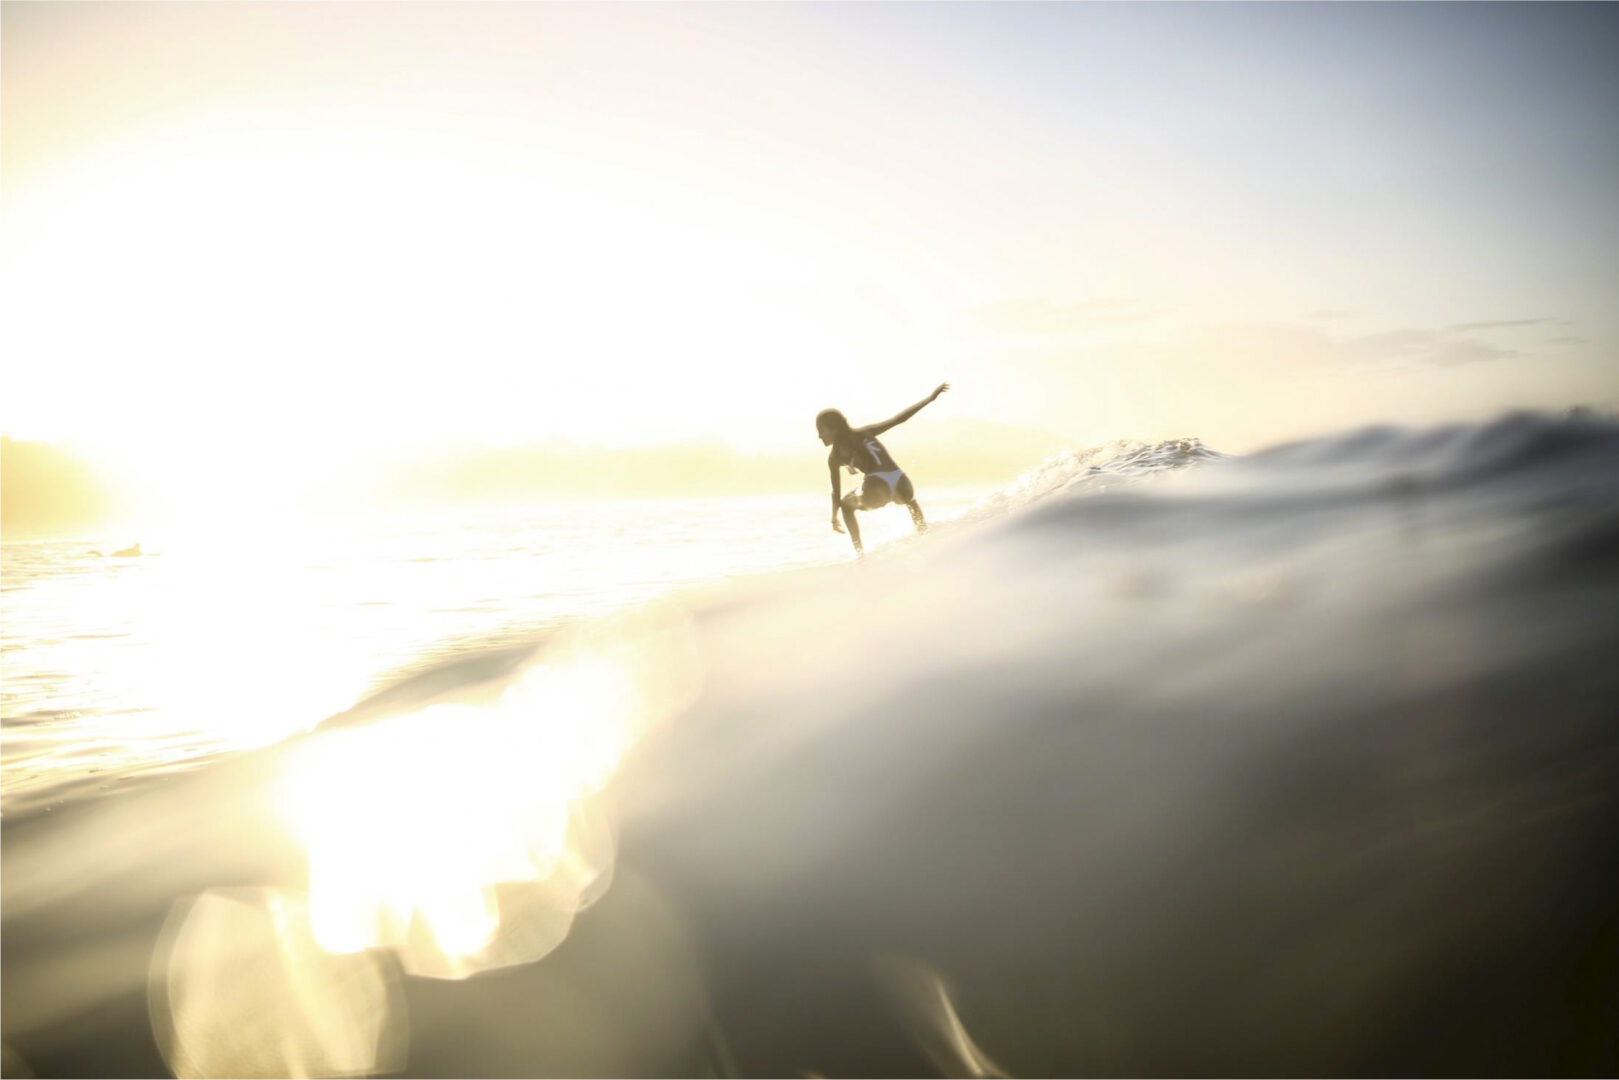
xmin=1341 ymin=329 xmax=1439 ymax=364
xmin=1446 ymin=318 xmax=1557 ymax=333
xmin=1428 ymin=339 xmax=1516 ymax=366
xmin=1206 ymin=322 xmax=1520 ymax=368
xmin=977 ymin=296 xmax=1163 ymax=336
xmin=1337 ymin=327 xmax=1517 ymax=367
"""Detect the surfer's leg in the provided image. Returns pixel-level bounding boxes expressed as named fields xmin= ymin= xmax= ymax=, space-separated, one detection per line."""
xmin=839 ymin=492 xmax=864 ymax=554
xmin=895 ymin=476 xmax=926 ymax=533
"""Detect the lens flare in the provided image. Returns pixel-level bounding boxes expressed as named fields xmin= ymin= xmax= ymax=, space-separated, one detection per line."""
xmin=873 ymin=955 xmax=1009 ymax=1080
xmin=148 ymin=887 xmax=408 ymax=1080
xmin=274 ymin=608 xmax=699 ymax=978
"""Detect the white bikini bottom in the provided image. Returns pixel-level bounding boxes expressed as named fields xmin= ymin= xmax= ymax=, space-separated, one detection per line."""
xmin=858 ymin=469 xmax=910 ymax=507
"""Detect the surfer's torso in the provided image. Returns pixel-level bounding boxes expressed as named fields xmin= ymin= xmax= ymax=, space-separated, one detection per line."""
xmin=832 ymin=431 xmax=910 ymax=505
xmin=835 ymin=432 xmax=900 ymax=476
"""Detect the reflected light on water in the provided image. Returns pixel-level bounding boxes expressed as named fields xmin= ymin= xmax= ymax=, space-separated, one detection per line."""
xmin=273 ymin=609 xmax=698 ymax=978
xmin=150 ymin=610 xmax=700 ymax=1075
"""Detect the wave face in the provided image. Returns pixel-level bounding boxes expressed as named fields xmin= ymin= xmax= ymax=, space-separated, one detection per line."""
xmin=4 ymin=411 xmax=1618 ymax=1077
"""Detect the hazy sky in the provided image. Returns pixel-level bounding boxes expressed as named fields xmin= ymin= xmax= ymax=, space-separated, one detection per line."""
xmin=4 ymin=2 xmax=1616 ymax=501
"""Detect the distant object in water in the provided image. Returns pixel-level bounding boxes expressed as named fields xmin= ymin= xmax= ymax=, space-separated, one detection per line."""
xmin=111 ymin=543 xmax=141 ymax=558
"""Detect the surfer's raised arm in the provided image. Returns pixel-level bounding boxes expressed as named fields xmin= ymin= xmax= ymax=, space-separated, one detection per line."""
xmin=860 ymin=383 xmax=950 ymax=437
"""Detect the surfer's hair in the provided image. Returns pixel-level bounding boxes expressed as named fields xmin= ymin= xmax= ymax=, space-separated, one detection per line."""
xmin=816 ymin=409 xmax=850 ymax=436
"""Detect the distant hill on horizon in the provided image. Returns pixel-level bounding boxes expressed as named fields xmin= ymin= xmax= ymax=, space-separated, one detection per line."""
xmin=1 ymin=419 xmax=1071 ymax=535
xmin=365 ymin=417 xmax=1071 ymax=506
xmin=1 ymin=437 xmax=126 ymax=540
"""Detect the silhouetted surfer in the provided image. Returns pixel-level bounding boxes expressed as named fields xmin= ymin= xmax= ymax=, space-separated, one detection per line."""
xmin=817 ymin=383 xmax=949 ymax=556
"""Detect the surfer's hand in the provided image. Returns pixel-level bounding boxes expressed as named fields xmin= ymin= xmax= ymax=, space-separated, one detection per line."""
xmin=832 ymin=516 xmax=845 ymax=533
xmin=932 ymin=382 xmax=950 ymax=400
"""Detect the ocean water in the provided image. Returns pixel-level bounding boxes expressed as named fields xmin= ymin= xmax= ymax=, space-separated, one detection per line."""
xmin=3 ymin=412 xmax=1617 ymax=1077
xmin=1 ymin=489 xmax=986 ymax=815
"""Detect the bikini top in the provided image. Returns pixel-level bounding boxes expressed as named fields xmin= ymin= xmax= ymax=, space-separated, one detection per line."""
xmin=842 ymin=434 xmax=899 ymax=474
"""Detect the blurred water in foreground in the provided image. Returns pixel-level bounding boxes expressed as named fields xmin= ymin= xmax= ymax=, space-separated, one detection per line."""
xmin=3 ymin=411 xmax=1617 ymax=1076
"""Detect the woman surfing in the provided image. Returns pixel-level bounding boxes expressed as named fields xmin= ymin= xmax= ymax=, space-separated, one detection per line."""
xmin=816 ymin=383 xmax=949 ymax=556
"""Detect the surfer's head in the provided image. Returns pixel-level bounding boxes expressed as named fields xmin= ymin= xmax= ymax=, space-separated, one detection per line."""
xmin=816 ymin=409 xmax=849 ymax=446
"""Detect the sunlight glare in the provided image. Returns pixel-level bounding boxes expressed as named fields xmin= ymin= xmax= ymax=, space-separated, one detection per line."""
xmin=3 ymin=119 xmax=881 ymax=484
xmin=275 ymin=607 xmax=699 ymax=978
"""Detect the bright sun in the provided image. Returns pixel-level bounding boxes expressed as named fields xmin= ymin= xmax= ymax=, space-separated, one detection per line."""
xmin=3 ymin=119 xmax=892 ymax=510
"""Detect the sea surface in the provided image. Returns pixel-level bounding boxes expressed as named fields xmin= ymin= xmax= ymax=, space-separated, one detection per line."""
xmin=1 ymin=489 xmax=986 ymax=814
xmin=3 ymin=412 xmax=1617 ymax=1078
